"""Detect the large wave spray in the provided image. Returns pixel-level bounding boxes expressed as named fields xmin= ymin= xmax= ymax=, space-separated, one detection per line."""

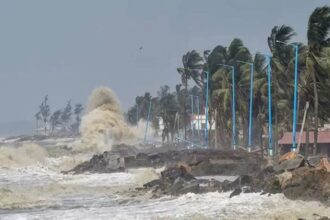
xmin=75 ymin=87 xmax=149 ymax=153
xmin=0 ymin=144 xmax=47 ymax=168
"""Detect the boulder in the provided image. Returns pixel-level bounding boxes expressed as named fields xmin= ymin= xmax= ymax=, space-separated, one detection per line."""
xmin=229 ymin=188 xmax=242 ymax=198
xmin=161 ymin=165 xmax=195 ymax=183
xmin=306 ymin=155 xmax=323 ymax=167
xmin=274 ymin=157 xmax=304 ymax=172
xmin=282 ymin=167 xmax=330 ymax=204
xmin=63 ymin=151 xmax=125 ymax=174
xmin=142 ymin=165 xmax=201 ymax=196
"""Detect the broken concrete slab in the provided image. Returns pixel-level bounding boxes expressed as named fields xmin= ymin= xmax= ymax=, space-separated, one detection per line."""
xmin=274 ymin=157 xmax=304 ymax=172
xmin=63 ymin=151 xmax=125 ymax=174
xmin=306 ymin=155 xmax=323 ymax=167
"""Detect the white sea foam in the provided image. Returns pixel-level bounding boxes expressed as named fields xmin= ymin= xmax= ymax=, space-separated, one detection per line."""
xmin=1 ymin=191 xmax=329 ymax=220
xmin=1 ymin=87 xmax=329 ymax=219
xmin=73 ymin=87 xmax=154 ymax=154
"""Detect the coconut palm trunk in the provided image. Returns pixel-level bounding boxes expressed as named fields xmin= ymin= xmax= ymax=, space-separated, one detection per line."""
xmin=184 ymin=76 xmax=188 ymax=140
xmin=311 ymin=69 xmax=318 ymax=155
xmin=214 ymin=109 xmax=219 ymax=149
xmin=305 ymin=6 xmax=330 ymax=155
xmin=306 ymin=112 xmax=310 ymax=158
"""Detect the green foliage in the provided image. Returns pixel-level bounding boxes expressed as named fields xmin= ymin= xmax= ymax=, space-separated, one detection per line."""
xmin=74 ymin=104 xmax=84 ymax=123
xmin=50 ymin=110 xmax=62 ymax=133
xmin=35 ymin=97 xmax=83 ymax=136
xmin=39 ymin=95 xmax=50 ymax=135
xmin=177 ymin=50 xmax=204 ymax=87
xmin=61 ymin=100 xmax=72 ymax=130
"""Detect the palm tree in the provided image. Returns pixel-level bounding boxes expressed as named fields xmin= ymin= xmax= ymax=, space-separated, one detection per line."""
xmin=252 ymin=53 xmax=268 ymax=155
xmin=268 ymin=25 xmax=296 ymax=67
xmin=74 ymin=104 xmax=84 ymax=124
xmin=306 ymin=6 xmax=330 ymax=154
xmin=39 ymin=95 xmax=50 ymax=135
xmin=156 ymin=85 xmax=179 ymax=142
xmin=267 ymin=25 xmax=296 ymax=152
xmin=207 ymin=39 xmax=252 ymax=148
xmin=50 ymin=110 xmax=62 ymax=135
xmin=177 ymin=50 xmax=204 ymax=88
xmin=34 ymin=111 xmax=41 ymax=134
xmin=177 ymin=50 xmax=203 ymax=139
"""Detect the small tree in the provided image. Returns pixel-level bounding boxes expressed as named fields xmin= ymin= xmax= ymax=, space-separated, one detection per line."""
xmin=50 ymin=110 xmax=62 ymax=134
xmin=39 ymin=95 xmax=50 ymax=135
xmin=73 ymin=104 xmax=84 ymax=134
xmin=34 ymin=111 xmax=41 ymax=134
xmin=61 ymin=100 xmax=72 ymax=132
xmin=74 ymin=104 xmax=84 ymax=124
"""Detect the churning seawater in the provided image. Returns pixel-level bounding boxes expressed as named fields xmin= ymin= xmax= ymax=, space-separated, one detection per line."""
xmin=0 ymin=140 xmax=329 ymax=220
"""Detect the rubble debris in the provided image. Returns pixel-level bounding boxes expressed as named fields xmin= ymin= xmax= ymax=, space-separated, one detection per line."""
xmin=315 ymin=158 xmax=330 ymax=172
xmin=274 ymin=157 xmax=305 ymax=172
xmin=64 ymin=147 xmax=264 ymax=177
xmin=62 ymin=151 xmax=124 ymax=174
xmin=139 ymin=158 xmax=330 ymax=205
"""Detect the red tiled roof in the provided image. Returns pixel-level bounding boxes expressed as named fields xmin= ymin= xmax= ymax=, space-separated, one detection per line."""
xmin=278 ymin=131 xmax=330 ymax=145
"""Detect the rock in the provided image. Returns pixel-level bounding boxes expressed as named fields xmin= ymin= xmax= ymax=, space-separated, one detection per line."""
xmin=142 ymin=165 xmax=206 ymax=196
xmin=315 ymin=158 xmax=330 ymax=172
xmin=139 ymin=159 xmax=330 ymax=205
xmin=161 ymin=165 xmax=195 ymax=183
xmin=64 ymin=147 xmax=265 ymax=176
xmin=143 ymin=179 xmax=162 ymax=188
xmin=306 ymin=155 xmax=323 ymax=167
xmin=274 ymin=157 xmax=304 ymax=172
xmin=279 ymin=151 xmax=297 ymax=163
xmin=174 ymin=180 xmax=199 ymax=195
xmin=222 ymin=175 xmax=254 ymax=192
xmin=282 ymin=167 xmax=330 ymax=203
xmin=63 ymin=151 xmax=125 ymax=174
xmin=242 ymin=186 xmax=252 ymax=193
xmin=230 ymin=188 xmax=242 ymax=198
xmin=277 ymin=171 xmax=293 ymax=189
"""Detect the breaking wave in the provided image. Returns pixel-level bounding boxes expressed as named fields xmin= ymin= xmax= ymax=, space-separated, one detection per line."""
xmin=74 ymin=87 xmax=153 ymax=154
xmin=0 ymin=144 xmax=47 ymax=168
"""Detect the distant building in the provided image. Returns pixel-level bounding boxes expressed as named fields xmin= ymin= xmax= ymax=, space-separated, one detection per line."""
xmin=190 ymin=114 xmax=215 ymax=131
xmin=278 ymin=131 xmax=330 ymax=157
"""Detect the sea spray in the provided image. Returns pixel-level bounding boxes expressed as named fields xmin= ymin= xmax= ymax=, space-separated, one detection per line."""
xmin=75 ymin=87 xmax=154 ymax=153
xmin=0 ymin=143 xmax=47 ymax=168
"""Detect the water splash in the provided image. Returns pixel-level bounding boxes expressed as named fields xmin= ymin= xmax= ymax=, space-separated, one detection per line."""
xmin=0 ymin=144 xmax=47 ymax=168
xmin=74 ymin=87 xmax=153 ymax=154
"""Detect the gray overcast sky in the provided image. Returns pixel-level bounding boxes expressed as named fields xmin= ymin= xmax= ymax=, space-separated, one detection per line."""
xmin=0 ymin=0 xmax=327 ymax=123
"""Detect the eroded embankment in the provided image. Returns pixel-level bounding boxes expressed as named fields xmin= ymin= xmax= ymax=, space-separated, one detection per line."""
xmin=63 ymin=145 xmax=330 ymax=207
xmin=64 ymin=147 xmax=264 ymax=176
xmin=137 ymin=156 xmax=330 ymax=207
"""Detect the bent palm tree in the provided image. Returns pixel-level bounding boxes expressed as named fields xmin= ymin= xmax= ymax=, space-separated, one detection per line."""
xmin=207 ymin=39 xmax=252 ymax=147
xmin=177 ymin=50 xmax=204 ymax=139
xmin=268 ymin=25 xmax=296 ymax=151
xmin=306 ymin=6 xmax=330 ymax=154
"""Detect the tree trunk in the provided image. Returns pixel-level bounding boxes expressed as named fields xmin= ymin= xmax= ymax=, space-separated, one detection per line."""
xmin=258 ymin=101 xmax=264 ymax=159
xmin=311 ymin=69 xmax=318 ymax=155
xmin=305 ymin=111 xmax=310 ymax=159
xmin=274 ymin=101 xmax=279 ymax=156
xmin=214 ymin=109 xmax=218 ymax=149
xmin=184 ymin=76 xmax=188 ymax=140
xmin=241 ymin=111 xmax=248 ymax=147
xmin=259 ymin=116 xmax=264 ymax=159
xmin=36 ymin=119 xmax=38 ymax=135
xmin=44 ymin=121 xmax=47 ymax=136
xmin=218 ymin=111 xmax=228 ymax=149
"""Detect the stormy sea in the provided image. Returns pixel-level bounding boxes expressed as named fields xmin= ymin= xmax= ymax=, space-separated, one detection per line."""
xmin=0 ymin=87 xmax=329 ymax=220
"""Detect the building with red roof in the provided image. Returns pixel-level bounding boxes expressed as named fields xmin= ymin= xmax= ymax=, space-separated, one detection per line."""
xmin=278 ymin=131 xmax=330 ymax=157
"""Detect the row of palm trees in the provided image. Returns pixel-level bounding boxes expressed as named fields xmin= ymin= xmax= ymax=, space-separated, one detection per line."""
xmin=177 ymin=6 xmax=330 ymax=154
